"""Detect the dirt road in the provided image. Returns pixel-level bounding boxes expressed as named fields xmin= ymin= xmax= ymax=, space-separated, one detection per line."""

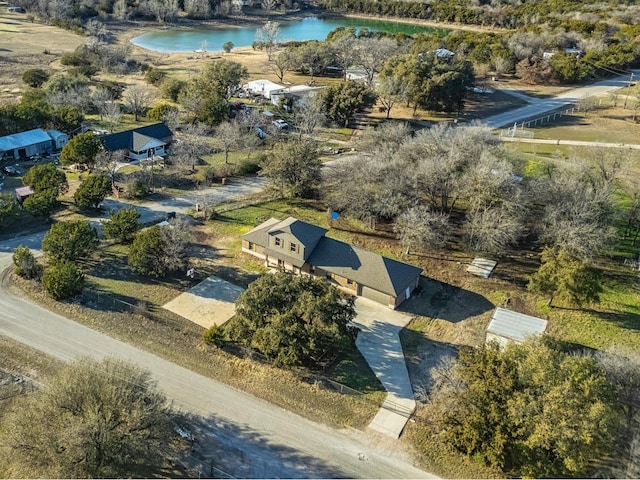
xmin=0 ymin=252 xmax=432 ymax=478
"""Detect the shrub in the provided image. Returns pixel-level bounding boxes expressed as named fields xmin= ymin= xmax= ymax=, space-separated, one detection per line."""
xmin=203 ymin=324 xmax=225 ymax=347
xmin=126 ymin=178 xmax=150 ymax=199
xmin=102 ymin=207 xmax=141 ymax=243
xmin=160 ymin=78 xmax=187 ymax=102
xmin=223 ymin=41 xmax=234 ymax=53
xmin=22 ymin=69 xmax=49 ymax=88
xmin=42 ymin=260 xmax=85 ymax=300
xmin=12 ymin=245 xmax=42 ymax=279
xmin=74 ymin=174 xmax=112 ymax=209
xmin=145 ymin=67 xmax=166 ymax=86
xmin=147 ymin=103 xmax=179 ymax=122
xmin=239 ymin=158 xmax=261 ymax=175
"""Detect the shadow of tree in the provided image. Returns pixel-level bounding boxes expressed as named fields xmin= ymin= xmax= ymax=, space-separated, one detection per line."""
xmin=180 ymin=413 xmax=351 ymax=479
xmin=399 ymin=277 xmax=494 ymax=323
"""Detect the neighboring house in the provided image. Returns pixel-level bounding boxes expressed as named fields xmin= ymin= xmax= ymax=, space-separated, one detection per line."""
xmin=242 ymin=217 xmax=423 ymax=309
xmin=270 ymin=85 xmax=325 ymax=108
xmin=244 ymin=79 xmax=285 ymax=100
xmin=101 ymin=123 xmax=173 ymax=161
xmin=0 ymin=129 xmax=57 ymax=160
xmin=485 ymin=307 xmax=548 ymax=347
xmin=47 ymin=129 xmax=69 ymax=150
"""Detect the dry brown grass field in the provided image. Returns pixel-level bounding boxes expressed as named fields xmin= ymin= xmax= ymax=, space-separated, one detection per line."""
xmin=0 ymin=5 xmax=85 ymax=102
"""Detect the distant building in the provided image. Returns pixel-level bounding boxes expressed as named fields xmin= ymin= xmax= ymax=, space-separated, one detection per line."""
xmin=244 ymin=80 xmax=285 ymax=100
xmin=47 ymin=129 xmax=69 ymax=150
xmin=270 ymin=84 xmax=325 ymax=107
xmin=0 ymin=129 xmax=65 ymax=160
xmin=101 ymin=123 xmax=173 ymax=161
xmin=486 ymin=307 xmax=548 ymax=347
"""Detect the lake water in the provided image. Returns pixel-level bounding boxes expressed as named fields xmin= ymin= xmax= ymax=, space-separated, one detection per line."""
xmin=130 ymin=16 xmax=445 ymax=53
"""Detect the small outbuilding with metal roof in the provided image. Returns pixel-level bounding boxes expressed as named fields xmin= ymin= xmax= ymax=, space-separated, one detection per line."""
xmin=486 ymin=307 xmax=548 ymax=347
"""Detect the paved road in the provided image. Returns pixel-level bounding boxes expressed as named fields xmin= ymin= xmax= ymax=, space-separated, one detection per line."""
xmin=483 ymin=69 xmax=639 ymax=128
xmin=0 ymin=253 xmax=432 ymax=479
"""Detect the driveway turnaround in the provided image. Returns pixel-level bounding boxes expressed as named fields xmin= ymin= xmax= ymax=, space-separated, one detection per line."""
xmin=163 ymin=276 xmax=245 ymax=329
xmin=352 ymin=297 xmax=416 ymax=439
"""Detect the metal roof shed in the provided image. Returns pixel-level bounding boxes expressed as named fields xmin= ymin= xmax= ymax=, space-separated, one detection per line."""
xmin=486 ymin=307 xmax=548 ymax=347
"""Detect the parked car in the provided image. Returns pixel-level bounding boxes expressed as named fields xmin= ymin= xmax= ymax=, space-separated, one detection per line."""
xmin=272 ymin=119 xmax=289 ymax=130
xmin=3 ymin=166 xmax=18 ymax=176
xmin=254 ymin=127 xmax=267 ymax=139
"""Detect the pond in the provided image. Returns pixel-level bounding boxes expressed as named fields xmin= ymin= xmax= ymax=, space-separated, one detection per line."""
xmin=130 ymin=16 xmax=447 ymax=53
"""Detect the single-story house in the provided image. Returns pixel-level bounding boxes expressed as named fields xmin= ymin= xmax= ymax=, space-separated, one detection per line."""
xmin=270 ymin=84 xmax=325 ymax=108
xmin=244 ymin=79 xmax=285 ymax=100
xmin=0 ymin=129 xmax=57 ymax=160
xmin=242 ymin=217 xmax=423 ymax=309
xmin=101 ymin=123 xmax=173 ymax=161
xmin=486 ymin=307 xmax=548 ymax=347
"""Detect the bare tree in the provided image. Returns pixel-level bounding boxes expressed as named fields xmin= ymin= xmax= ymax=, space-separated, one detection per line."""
xmin=270 ymin=49 xmax=294 ymax=83
xmin=491 ymin=55 xmax=512 ymax=79
xmin=47 ymin=86 xmax=91 ymax=113
xmin=357 ymin=121 xmax=411 ymax=158
xmin=255 ymin=21 xmax=281 ymax=61
xmin=261 ymin=0 xmax=276 ymax=15
xmin=103 ymin=102 xmax=122 ymax=133
xmin=170 ymin=124 xmax=213 ymax=171
xmin=113 ymin=0 xmax=129 ymax=21
xmin=214 ymin=121 xmax=244 ymax=164
xmin=578 ymin=94 xmax=597 ymax=116
xmin=464 ymin=204 xmax=522 ymax=254
xmin=533 ymin=167 xmax=617 ymax=258
xmin=161 ymin=107 xmax=180 ymax=131
xmin=144 ymin=0 xmax=179 ymax=23
xmin=293 ymin=95 xmax=325 ymax=139
xmin=394 ymin=206 xmax=450 ymax=254
xmin=376 ymin=74 xmax=409 ymax=119
xmin=124 ymin=85 xmax=154 ymax=122
xmin=95 ymin=149 xmax=126 ymax=184
xmin=184 ymin=0 xmax=212 ymax=18
xmin=85 ymin=19 xmax=109 ymax=42
xmin=92 ymin=88 xmax=113 ymax=122
xmin=353 ymin=37 xmax=402 ymax=87
xmin=160 ymin=216 xmax=193 ymax=272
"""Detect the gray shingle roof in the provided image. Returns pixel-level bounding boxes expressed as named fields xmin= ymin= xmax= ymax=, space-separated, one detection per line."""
xmin=243 ymin=218 xmax=281 ymax=246
xmin=308 ymin=237 xmax=422 ymax=296
xmin=242 ymin=217 xmax=422 ymax=296
xmin=487 ymin=307 xmax=548 ymax=342
xmin=267 ymin=217 xmax=327 ymax=260
xmin=0 ymin=129 xmax=52 ymax=152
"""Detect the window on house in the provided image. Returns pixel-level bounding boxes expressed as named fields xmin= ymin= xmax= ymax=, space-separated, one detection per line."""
xmin=274 ymin=237 xmax=282 ymax=247
xmin=290 ymin=242 xmax=297 ymax=253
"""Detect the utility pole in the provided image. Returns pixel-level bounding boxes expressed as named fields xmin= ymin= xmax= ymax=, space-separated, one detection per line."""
xmin=624 ymin=72 xmax=634 ymax=109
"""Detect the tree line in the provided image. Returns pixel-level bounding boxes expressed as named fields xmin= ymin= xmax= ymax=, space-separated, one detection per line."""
xmin=320 ymin=0 xmax=640 ymax=30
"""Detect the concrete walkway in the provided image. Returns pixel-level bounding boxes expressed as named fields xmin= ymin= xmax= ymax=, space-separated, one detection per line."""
xmin=353 ymin=297 xmax=416 ymax=439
